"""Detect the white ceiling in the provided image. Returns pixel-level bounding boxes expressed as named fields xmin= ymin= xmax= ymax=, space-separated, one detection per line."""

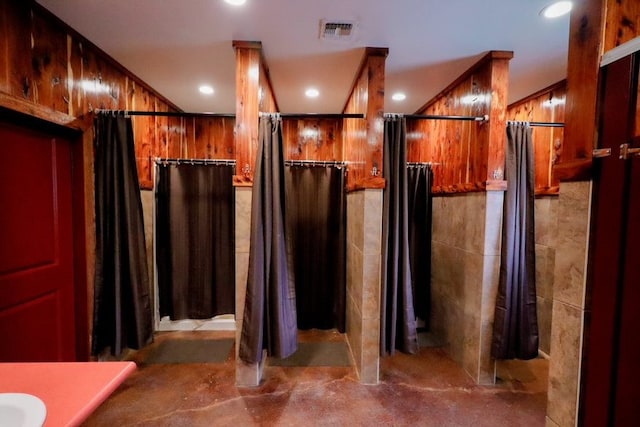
xmin=36 ymin=0 xmax=571 ymax=114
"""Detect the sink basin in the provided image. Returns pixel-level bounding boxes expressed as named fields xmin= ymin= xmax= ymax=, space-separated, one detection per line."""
xmin=0 ymin=393 xmax=46 ymax=427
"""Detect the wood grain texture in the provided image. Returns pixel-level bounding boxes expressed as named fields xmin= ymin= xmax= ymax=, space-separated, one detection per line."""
xmin=283 ymin=118 xmax=343 ymax=161
xmin=343 ymin=47 xmax=388 ymax=191
xmin=508 ymin=80 xmax=566 ymax=195
xmin=0 ymin=0 xmax=207 ymax=190
xmin=604 ymin=0 xmax=640 ymax=52
xmin=233 ymin=41 xmax=262 ymax=185
xmin=558 ymin=0 xmax=604 ymax=181
xmin=408 ymin=51 xmax=512 ymax=194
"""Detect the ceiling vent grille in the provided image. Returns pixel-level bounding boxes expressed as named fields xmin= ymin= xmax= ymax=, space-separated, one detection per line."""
xmin=319 ymin=20 xmax=357 ymax=41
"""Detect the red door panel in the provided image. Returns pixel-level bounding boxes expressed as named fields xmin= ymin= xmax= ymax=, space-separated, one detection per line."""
xmin=582 ymin=54 xmax=635 ymax=427
xmin=0 ymin=120 xmax=76 ymax=362
xmin=614 ymin=140 xmax=640 ymax=426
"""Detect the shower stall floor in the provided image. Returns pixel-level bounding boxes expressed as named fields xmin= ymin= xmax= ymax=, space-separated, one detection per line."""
xmin=84 ymin=329 xmax=548 ymax=426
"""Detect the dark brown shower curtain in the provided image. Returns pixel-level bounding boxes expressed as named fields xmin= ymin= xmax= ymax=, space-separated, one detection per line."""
xmin=239 ymin=115 xmax=298 ymax=364
xmin=92 ymin=115 xmax=153 ymax=357
xmin=155 ymin=163 xmax=235 ymax=320
xmin=381 ymin=116 xmax=418 ymax=355
xmin=491 ymin=122 xmax=539 ymax=360
xmin=407 ymin=164 xmax=433 ymax=327
xmin=285 ymin=165 xmax=346 ymax=332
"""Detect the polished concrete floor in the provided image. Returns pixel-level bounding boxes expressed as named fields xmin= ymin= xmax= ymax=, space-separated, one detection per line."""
xmin=83 ymin=330 xmax=548 ymax=426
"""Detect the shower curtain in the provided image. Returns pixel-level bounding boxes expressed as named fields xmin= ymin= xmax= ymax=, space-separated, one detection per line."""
xmin=92 ymin=115 xmax=153 ymax=357
xmin=155 ymin=163 xmax=235 ymax=320
xmin=285 ymin=165 xmax=346 ymax=332
xmin=491 ymin=122 xmax=539 ymax=360
xmin=407 ymin=164 xmax=433 ymax=327
xmin=239 ymin=115 xmax=298 ymax=364
xmin=381 ymin=116 xmax=418 ymax=355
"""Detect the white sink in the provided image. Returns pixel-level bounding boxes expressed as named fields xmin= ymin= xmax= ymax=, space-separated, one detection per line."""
xmin=0 ymin=393 xmax=46 ymax=427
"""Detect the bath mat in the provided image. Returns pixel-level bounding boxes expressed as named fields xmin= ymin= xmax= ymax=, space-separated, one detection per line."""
xmin=418 ymin=331 xmax=446 ymax=348
xmin=269 ymin=342 xmax=353 ymax=367
xmin=143 ymin=339 xmax=234 ymax=364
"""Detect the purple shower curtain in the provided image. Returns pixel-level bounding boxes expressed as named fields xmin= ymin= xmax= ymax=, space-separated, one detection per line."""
xmin=239 ymin=115 xmax=298 ymax=364
xmin=155 ymin=163 xmax=235 ymax=320
xmin=407 ymin=164 xmax=433 ymax=327
xmin=381 ymin=116 xmax=418 ymax=355
xmin=92 ymin=114 xmax=153 ymax=357
xmin=284 ymin=165 xmax=346 ymax=332
xmin=491 ymin=122 xmax=539 ymax=360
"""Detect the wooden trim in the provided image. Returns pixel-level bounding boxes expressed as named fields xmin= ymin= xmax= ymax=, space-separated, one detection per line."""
xmin=346 ymin=176 xmax=386 ymax=192
xmin=74 ymin=125 xmax=94 ymax=361
xmin=233 ymin=175 xmax=254 ymax=187
xmin=259 ymin=53 xmax=280 ymax=113
xmin=415 ymin=50 xmax=514 ymax=113
xmin=432 ymin=181 xmax=488 ymax=194
xmin=486 ymin=180 xmax=507 ymax=191
xmin=508 ymin=80 xmax=567 ymax=110
xmin=554 ymin=159 xmax=593 ymax=181
xmin=232 ymin=40 xmax=263 ymax=50
xmin=0 ymin=91 xmax=86 ymax=130
xmin=342 ymin=47 xmax=389 ymax=113
xmin=601 ymin=35 xmax=640 ymax=67
xmin=535 ymin=187 xmax=560 ymax=197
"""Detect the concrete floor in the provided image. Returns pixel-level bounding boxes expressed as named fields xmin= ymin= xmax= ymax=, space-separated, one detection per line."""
xmin=82 ymin=330 xmax=548 ymax=426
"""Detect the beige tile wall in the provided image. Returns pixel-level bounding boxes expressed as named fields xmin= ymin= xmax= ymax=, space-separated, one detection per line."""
xmin=546 ymin=181 xmax=592 ymax=427
xmin=431 ymin=191 xmax=503 ymax=384
xmin=346 ymin=189 xmax=383 ymax=384
xmin=535 ymin=196 xmax=559 ymax=356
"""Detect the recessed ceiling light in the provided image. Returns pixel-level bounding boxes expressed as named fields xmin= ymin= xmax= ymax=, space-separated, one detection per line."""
xmin=305 ymin=88 xmax=319 ymax=98
xmin=540 ymin=1 xmax=572 ymax=18
xmin=199 ymin=85 xmax=214 ymax=95
xmin=224 ymin=0 xmax=246 ymax=6
xmin=392 ymin=92 xmax=406 ymax=102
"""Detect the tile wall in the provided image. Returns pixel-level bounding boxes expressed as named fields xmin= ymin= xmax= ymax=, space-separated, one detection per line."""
xmin=346 ymin=190 xmax=384 ymax=384
xmin=546 ymin=181 xmax=592 ymax=427
xmin=430 ymin=191 xmax=503 ymax=384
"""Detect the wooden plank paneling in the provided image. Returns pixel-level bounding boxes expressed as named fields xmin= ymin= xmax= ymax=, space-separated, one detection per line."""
xmin=409 ymin=51 xmax=512 ymax=194
xmin=30 ymin=10 xmax=68 ymax=113
xmin=556 ymin=0 xmax=604 ymax=181
xmin=259 ymin=55 xmax=278 ymax=114
xmin=1 ymin=1 xmax=195 ymax=190
xmin=233 ymin=41 xmax=262 ymax=185
xmin=604 ymin=0 xmax=640 ymax=52
xmin=508 ymin=81 xmax=566 ymax=195
xmin=343 ymin=47 xmax=388 ymax=190
xmin=282 ymin=118 xmax=343 ymax=161
xmin=0 ymin=1 xmax=33 ymax=101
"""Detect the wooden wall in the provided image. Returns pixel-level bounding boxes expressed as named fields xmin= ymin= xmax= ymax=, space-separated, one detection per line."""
xmin=558 ymin=0 xmax=640 ymax=181
xmin=0 ymin=0 xmax=237 ymax=189
xmin=343 ymin=47 xmax=388 ymax=190
xmin=282 ymin=118 xmax=343 ymax=161
xmin=233 ymin=40 xmax=278 ymax=185
xmin=407 ymin=51 xmax=512 ymax=194
xmin=507 ymin=80 xmax=566 ymax=195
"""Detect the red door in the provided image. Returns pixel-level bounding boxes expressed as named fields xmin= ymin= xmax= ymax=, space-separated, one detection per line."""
xmin=0 ymin=119 xmax=77 ymax=361
xmin=582 ymin=53 xmax=640 ymax=426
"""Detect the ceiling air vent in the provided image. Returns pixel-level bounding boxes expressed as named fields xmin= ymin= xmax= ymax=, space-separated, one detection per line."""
xmin=319 ymin=20 xmax=357 ymax=41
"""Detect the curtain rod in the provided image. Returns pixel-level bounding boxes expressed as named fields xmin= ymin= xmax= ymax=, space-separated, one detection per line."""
xmin=154 ymin=158 xmax=236 ymax=166
xmin=528 ymin=121 xmax=565 ymax=128
xmin=407 ymin=161 xmax=441 ymax=167
xmin=96 ymin=109 xmax=236 ymax=118
xmin=507 ymin=120 xmax=565 ymax=128
xmin=260 ymin=112 xmax=364 ymax=119
xmin=284 ymin=159 xmax=347 ymax=168
xmin=387 ymin=113 xmax=489 ymax=122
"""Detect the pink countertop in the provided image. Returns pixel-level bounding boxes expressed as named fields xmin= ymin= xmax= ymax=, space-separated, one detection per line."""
xmin=0 ymin=361 xmax=136 ymax=427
